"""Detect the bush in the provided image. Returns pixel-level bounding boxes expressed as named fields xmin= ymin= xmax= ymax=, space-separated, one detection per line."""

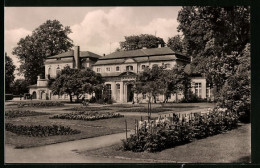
xmin=5 ymin=123 xmax=80 ymax=137
xmin=5 ymin=110 xmax=49 ymax=118
xmin=122 ymin=107 xmax=238 ymax=152
xmin=65 ymin=107 xmax=111 ymax=111
xmin=118 ymin=107 xmax=172 ymax=113
xmin=50 ymin=111 xmax=124 ymax=121
xmin=18 ymin=101 xmax=64 ymax=108
xmin=5 ymin=94 xmax=13 ymax=100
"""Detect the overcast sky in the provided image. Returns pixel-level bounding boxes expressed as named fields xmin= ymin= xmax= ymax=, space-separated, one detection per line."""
xmin=5 ymin=7 xmax=182 ymax=78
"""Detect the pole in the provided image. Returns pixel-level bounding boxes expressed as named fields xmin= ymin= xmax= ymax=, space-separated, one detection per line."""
xmin=125 ymin=119 xmax=127 ymax=139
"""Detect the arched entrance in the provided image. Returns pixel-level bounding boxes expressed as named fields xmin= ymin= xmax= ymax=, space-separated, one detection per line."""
xmin=127 ymin=84 xmax=134 ymax=102
xmin=41 ymin=91 xmax=46 ymax=99
xmin=32 ymin=91 xmax=37 ymax=99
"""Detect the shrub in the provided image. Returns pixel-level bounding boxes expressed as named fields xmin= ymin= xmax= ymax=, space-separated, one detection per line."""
xmin=65 ymin=107 xmax=111 ymax=111
xmin=5 ymin=94 xmax=13 ymax=100
xmin=5 ymin=123 xmax=80 ymax=137
xmin=118 ymin=107 xmax=172 ymax=113
xmin=5 ymin=110 xmax=49 ymax=118
xmin=50 ymin=111 xmax=124 ymax=121
xmin=122 ymin=107 xmax=238 ymax=152
xmin=18 ymin=101 xmax=64 ymax=108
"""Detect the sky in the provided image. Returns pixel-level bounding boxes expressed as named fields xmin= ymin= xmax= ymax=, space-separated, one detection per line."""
xmin=4 ymin=7 xmax=182 ymax=78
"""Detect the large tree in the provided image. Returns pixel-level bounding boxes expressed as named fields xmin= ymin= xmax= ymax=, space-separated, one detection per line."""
xmin=177 ymin=6 xmax=250 ymax=87
xmin=13 ymin=20 xmax=73 ymax=84
xmin=167 ymin=35 xmax=187 ymax=53
xmin=11 ymin=79 xmax=29 ymax=95
xmin=5 ymin=53 xmax=16 ymax=94
xmin=49 ymin=66 xmax=103 ymax=103
xmin=120 ymin=34 xmax=165 ymax=51
xmin=177 ymin=6 xmax=250 ymax=121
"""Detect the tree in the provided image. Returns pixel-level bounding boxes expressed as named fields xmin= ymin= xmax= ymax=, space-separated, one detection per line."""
xmin=167 ymin=35 xmax=186 ymax=53
xmin=13 ymin=20 xmax=73 ymax=84
xmin=218 ymin=44 xmax=251 ymax=122
xmin=177 ymin=6 xmax=250 ymax=122
xmin=5 ymin=53 xmax=16 ymax=94
xmin=120 ymin=34 xmax=165 ymax=51
xmin=177 ymin=6 xmax=250 ymax=57
xmin=11 ymin=79 xmax=29 ymax=95
xmin=49 ymin=66 xmax=103 ymax=103
xmin=134 ymin=65 xmax=165 ymax=118
xmin=177 ymin=6 xmax=250 ymax=88
xmin=159 ymin=65 xmax=191 ymax=103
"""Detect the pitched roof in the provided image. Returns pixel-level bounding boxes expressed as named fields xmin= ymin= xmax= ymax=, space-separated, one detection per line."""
xmin=100 ymin=47 xmax=176 ymax=60
xmin=94 ymin=47 xmax=189 ymax=65
xmin=47 ymin=50 xmax=101 ymax=59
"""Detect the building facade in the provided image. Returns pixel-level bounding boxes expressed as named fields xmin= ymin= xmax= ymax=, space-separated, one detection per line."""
xmin=29 ymin=46 xmax=212 ymax=103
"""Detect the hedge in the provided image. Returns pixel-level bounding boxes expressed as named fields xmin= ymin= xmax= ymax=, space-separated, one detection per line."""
xmin=5 ymin=123 xmax=80 ymax=137
xmin=122 ymin=107 xmax=238 ymax=152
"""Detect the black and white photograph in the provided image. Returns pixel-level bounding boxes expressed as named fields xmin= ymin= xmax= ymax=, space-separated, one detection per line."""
xmin=4 ymin=5 xmax=251 ymax=163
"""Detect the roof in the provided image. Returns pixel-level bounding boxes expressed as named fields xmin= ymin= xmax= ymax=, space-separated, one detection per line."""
xmin=100 ymin=47 xmax=176 ymax=60
xmin=94 ymin=47 xmax=189 ymax=66
xmin=47 ymin=50 xmax=101 ymax=59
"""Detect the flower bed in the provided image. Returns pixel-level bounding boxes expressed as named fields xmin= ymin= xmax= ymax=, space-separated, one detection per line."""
xmin=18 ymin=101 xmax=64 ymax=108
xmin=5 ymin=109 xmax=49 ymax=118
xmin=111 ymin=104 xmax=144 ymax=108
xmin=118 ymin=107 xmax=172 ymax=113
xmin=122 ymin=108 xmax=238 ymax=152
xmin=65 ymin=107 xmax=111 ymax=111
xmin=5 ymin=123 xmax=80 ymax=137
xmin=49 ymin=111 xmax=124 ymax=121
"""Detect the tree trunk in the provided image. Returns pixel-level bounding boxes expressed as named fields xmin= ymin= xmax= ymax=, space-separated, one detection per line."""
xmin=69 ymin=94 xmax=73 ymax=103
xmin=153 ymin=95 xmax=157 ymax=103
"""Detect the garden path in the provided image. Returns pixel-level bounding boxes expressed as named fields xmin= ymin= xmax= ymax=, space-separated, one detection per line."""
xmin=5 ymin=131 xmax=150 ymax=163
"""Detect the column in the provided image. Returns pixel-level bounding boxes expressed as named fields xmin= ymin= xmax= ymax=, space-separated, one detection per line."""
xmin=120 ymin=82 xmax=124 ymax=103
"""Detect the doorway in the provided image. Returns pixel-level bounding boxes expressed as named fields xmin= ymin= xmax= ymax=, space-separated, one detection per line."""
xmin=127 ymin=84 xmax=134 ymax=102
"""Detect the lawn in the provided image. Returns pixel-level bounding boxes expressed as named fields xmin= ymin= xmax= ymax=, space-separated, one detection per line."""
xmin=79 ymin=123 xmax=251 ymax=163
xmin=5 ymin=101 xmax=216 ymax=148
xmin=5 ymin=105 xmax=140 ymax=148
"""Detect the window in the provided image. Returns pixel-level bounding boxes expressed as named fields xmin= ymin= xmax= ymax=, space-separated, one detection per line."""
xmin=106 ymin=67 xmax=111 ymax=72
xmin=195 ymin=83 xmax=202 ymax=98
xmin=141 ymin=65 xmax=146 ymax=70
xmin=106 ymin=84 xmax=112 ymax=99
xmin=143 ymin=93 xmax=146 ymax=99
xmin=126 ymin=65 xmax=133 ymax=71
xmin=116 ymin=66 xmax=120 ymax=71
xmin=97 ymin=68 xmax=101 ymax=72
xmin=56 ymin=66 xmax=61 ymax=75
xmin=64 ymin=94 xmax=68 ymax=99
xmin=58 ymin=93 xmax=62 ymax=99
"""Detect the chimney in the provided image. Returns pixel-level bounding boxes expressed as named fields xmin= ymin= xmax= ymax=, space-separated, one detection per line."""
xmin=158 ymin=44 xmax=162 ymax=48
xmin=74 ymin=46 xmax=80 ymax=69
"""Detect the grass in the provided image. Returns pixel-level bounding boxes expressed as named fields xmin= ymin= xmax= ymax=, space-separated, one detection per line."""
xmin=5 ymin=101 xmax=216 ymax=148
xmin=5 ymin=110 xmax=140 ymax=148
xmin=79 ymin=123 xmax=251 ymax=163
xmin=5 ymin=110 xmax=50 ymax=118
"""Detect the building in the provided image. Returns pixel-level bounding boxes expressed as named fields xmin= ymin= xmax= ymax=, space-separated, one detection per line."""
xmin=29 ymin=46 xmax=212 ymax=102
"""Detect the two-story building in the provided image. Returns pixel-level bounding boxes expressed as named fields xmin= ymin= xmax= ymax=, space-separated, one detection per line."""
xmin=29 ymin=46 xmax=212 ymax=103
xmin=29 ymin=46 xmax=101 ymax=100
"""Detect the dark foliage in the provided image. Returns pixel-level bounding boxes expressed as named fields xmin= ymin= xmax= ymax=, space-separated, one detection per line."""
xmin=5 ymin=123 xmax=80 ymax=137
